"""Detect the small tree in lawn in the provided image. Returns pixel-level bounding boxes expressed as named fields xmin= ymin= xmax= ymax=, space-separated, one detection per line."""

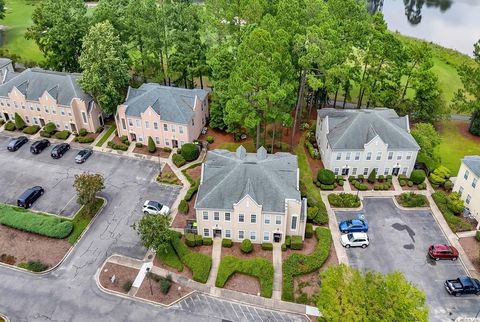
xmin=132 ymin=214 xmax=176 ymax=254
xmin=147 ymin=136 xmax=156 ymax=153
xmin=14 ymin=113 xmax=26 ymax=130
xmin=368 ymin=168 xmax=377 ymax=184
xmin=73 ymin=173 xmax=105 ymax=216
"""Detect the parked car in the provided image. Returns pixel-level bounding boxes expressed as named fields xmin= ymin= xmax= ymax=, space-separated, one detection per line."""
xmin=444 ymin=276 xmax=480 ymax=296
xmin=339 ymin=219 xmax=368 ymax=233
xmin=7 ymin=136 xmax=28 ymax=152
xmin=341 ymin=232 xmax=369 ymax=248
xmin=75 ymin=149 xmax=93 ymax=164
xmin=51 ymin=143 xmax=70 ymax=159
xmin=428 ymin=244 xmax=459 ymax=261
xmin=17 ymin=186 xmax=44 ymax=209
xmin=30 ymin=139 xmax=51 ymax=154
xmin=142 ymin=200 xmax=170 ymax=215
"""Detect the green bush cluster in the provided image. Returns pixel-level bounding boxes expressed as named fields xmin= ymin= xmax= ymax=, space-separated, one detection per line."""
xmin=4 ymin=121 xmax=15 ymax=131
xmin=304 ymin=140 xmax=318 ymax=159
xmin=55 ymin=130 xmax=70 ymax=140
xmin=78 ymin=128 xmax=88 ymax=137
xmin=43 ymin=122 xmax=57 ymax=134
xmin=410 ymin=170 xmax=426 ymax=185
xmin=17 ymin=260 xmax=48 ymax=272
xmin=305 ymin=223 xmax=313 ymax=238
xmin=446 ymin=192 xmax=465 ymax=214
xmin=107 ymin=141 xmax=128 ymax=151
xmin=432 ymin=192 xmax=472 ymax=232
xmin=241 ymin=239 xmax=253 ymax=253
xmin=373 ymin=182 xmax=392 ymax=190
xmin=14 ymin=113 xmax=26 ymax=130
xmin=206 ymin=136 xmax=214 ymax=144
xmin=282 ymin=228 xmax=332 ymax=302
xmin=148 ymin=136 xmax=156 ymax=153
xmin=285 ymin=236 xmax=291 ymax=248
xmin=203 ymin=237 xmax=213 ymax=246
xmin=215 ymin=256 xmax=274 ymax=298
xmin=222 ymin=238 xmax=233 ymax=248
xmin=261 ymin=243 xmax=273 ymax=251
xmin=476 ymin=230 xmax=480 ymax=242
xmin=281 ymin=243 xmax=287 ymax=251
xmin=171 ymin=236 xmax=212 ymax=283
xmin=181 ymin=143 xmax=200 ymax=161
xmin=319 ymin=183 xmax=335 ymax=190
xmin=76 ymin=136 xmax=94 ymax=143
xmin=398 ymin=192 xmax=429 ymax=207
xmin=178 ymin=200 xmax=189 ymax=214
xmin=120 ymin=135 xmax=129 ymax=145
xmin=328 ymin=193 xmax=360 ymax=208
xmin=429 ymin=166 xmax=451 ymax=186
xmin=22 ymin=125 xmax=40 ymax=135
xmin=185 ymin=233 xmax=199 ymax=247
xmin=156 ymin=243 xmax=183 ymax=272
xmin=290 ymin=236 xmax=303 ymax=250
xmin=147 ymin=272 xmax=172 ymax=294
xmin=306 ymin=206 xmax=327 ymax=225
xmin=444 ymin=180 xmax=453 ymax=191
xmin=367 ymin=169 xmax=377 ymax=184
xmin=417 ymin=182 xmax=427 ymax=190
xmin=317 ymin=169 xmax=335 ymax=185
xmin=163 ymin=147 xmax=172 ymax=153
xmin=399 ymin=180 xmax=406 ymax=186
xmin=0 ymin=205 xmax=73 ymax=238
xmin=135 ymin=142 xmax=143 ymax=148
xmin=351 ymin=180 xmax=368 ymax=191
xmin=182 ymin=164 xmax=201 ymax=201
xmin=172 ymin=153 xmax=186 ymax=167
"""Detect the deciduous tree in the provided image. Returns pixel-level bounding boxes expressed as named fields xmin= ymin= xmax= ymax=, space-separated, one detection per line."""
xmin=132 ymin=214 xmax=175 ymax=254
xmin=411 ymin=123 xmax=441 ymax=170
xmin=73 ymin=173 xmax=105 ymax=215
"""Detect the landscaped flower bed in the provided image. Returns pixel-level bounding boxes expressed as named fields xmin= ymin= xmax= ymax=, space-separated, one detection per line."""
xmin=170 ymin=236 xmax=212 ymax=283
xmin=136 ymin=272 xmax=193 ymax=305
xmin=432 ymin=192 xmax=473 ymax=232
xmin=396 ymin=192 xmax=429 ymax=208
xmin=99 ymin=262 xmax=139 ymax=294
xmin=157 ymin=164 xmax=182 ymax=186
xmin=327 ymin=193 xmax=361 ymax=208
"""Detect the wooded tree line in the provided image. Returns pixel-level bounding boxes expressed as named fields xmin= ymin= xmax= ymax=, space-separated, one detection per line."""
xmin=25 ymin=0 xmax=452 ymax=144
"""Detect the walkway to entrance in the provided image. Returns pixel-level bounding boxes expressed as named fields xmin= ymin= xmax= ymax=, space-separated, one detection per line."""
xmin=207 ymin=238 xmax=222 ymax=286
xmin=272 ymin=243 xmax=282 ymax=300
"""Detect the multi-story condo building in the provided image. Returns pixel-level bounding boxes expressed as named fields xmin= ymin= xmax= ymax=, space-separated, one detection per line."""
xmin=0 ymin=68 xmax=103 ymax=133
xmin=115 ymin=84 xmax=209 ymax=148
xmin=316 ymin=108 xmax=420 ymax=177
xmin=453 ymin=156 xmax=480 ymax=228
xmin=194 ymin=146 xmax=307 ymax=244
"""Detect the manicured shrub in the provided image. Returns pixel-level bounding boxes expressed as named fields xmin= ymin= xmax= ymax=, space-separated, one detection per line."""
xmin=40 ymin=130 xmax=51 ymax=137
xmin=290 ymin=236 xmax=303 ymax=250
xmin=417 ymin=182 xmax=427 ymax=190
xmin=338 ymin=180 xmax=344 ymax=186
xmin=43 ymin=122 xmax=57 ymax=134
xmin=432 ymin=192 xmax=471 ymax=232
xmin=185 ymin=233 xmax=196 ymax=247
xmin=285 ymin=236 xmax=291 ymax=248
xmin=378 ymin=175 xmax=385 ymax=182
xmin=216 ymin=256 xmax=274 ymax=298
xmin=4 ymin=121 xmax=15 ymax=131
xmin=261 ymin=243 xmax=273 ymax=251
xmin=282 ymin=228 xmax=331 ymax=302
xmin=194 ymin=234 xmax=203 ymax=246
xmin=368 ymin=168 xmax=377 ymax=184
xmin=476 ymin=230 xmax=480 ymax=242
xmin=184 ymin=179 xmax=199 ymax=201
xmin=320 ymin=184 xmax=334 ymax=190
xmin=281 ymin=243 xmax=287 ymax=251
xmin=178 ymin=199 xmax=189 ymax=214
xmin=135 ymin=142 xmax=143 ymax=148
xmin=147 ymin=136 xmax=156 ymax=153
xmin=120 ymin=135 xmax=129 ymax=144
xmin=77 ymin=136 xmax=94 ymax=143
xmin=399 ymin=174 xmax=408 ymax=181
xmin=14 ymin=112 xmax=26 ymax=130
xmin=156 ymin=243 xmax=183 ymax=272
xmin=241 ymin=239 xmax=253 ymax=253
xmin=171 ymin=236 xmax=212 ymax=283
xmin=410 ymin=170 xmax=426 ymax=185
xmin=387 ymin=175 xmax=393 ymax=180
xmin=407 ymin=181 xmax=414 ymax=187
xmin=399 ymin=180 xmax=407 ymax=187
xmin=181 ymin=143 xmax=200 ymax=161
xmin=398 ymin=192 xmax=429 ymax=207
xmin=305 ymin=223 xmax=314 ymax=238
xmin=0 ymin=206 xmax=73 ymax=238
xmin=447 ymin=192 xmax=464 ymax=214
xmin=444 ymin=180 xmax=453 ymax=191
xmin=328 ymin=193 xmax=360 ymax=208
xmin=222 ymin=238 xmax=233 ymax=248
xmin=17 ymin=260 xmax=48 ymax=272
xmin=348 ymin=176 xmax=355 ymax=182
xmin=159 ymin=276 xmax=172 ymax=294
xmin=203 ymin=237 xmax=213 ymax=246
xmin=112 ymin=143 xmax=128 ymax=151
xmin=357 ymin=175 xmax=364 ymax=182
xmin=78 ymin=128 xmax=88 ymax=137
xmin=429 ymin=166 xmax=451 ymax=186
xmin=305 ymin=140 xmax=317 ymax=159
xmin=354 ymin=181 xmax=368 ymax=191
xmin=317 ymin=169 xmax=335 ymax=185
xmin=122 ymin=280 xmax=133 ymax=292
xmin=22 ymin=125 xmax=40 ymax=135
xmin=163 ymin=147 xmax=172 ymax=153
xmin=55 ymin=130 xmax=70 ymax=140
xmin=206 ymin=136 xmax=214 ymax=144
xmin=172 ymin=153 xmax=186 ymax=167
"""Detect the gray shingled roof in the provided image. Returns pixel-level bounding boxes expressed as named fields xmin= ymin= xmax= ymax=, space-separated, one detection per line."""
xmin=0 ymin=58 xmax=12 ymax=68
xmin=195 ymin=146 xmax=300 ymax=213
xmin=123 ymin=84 xmax=208 ymax=124
xmin=318 ymin=108 xmax=420 ymax=150
xmin=463 ymin=156 xmax=480 ymax=177
xmin=0 ymin=68 xmax=92 ymax=106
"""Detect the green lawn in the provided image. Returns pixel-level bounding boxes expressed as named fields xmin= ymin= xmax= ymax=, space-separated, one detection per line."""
xmin=95 ymin=124 xmax=116 ymax=147
xmin=2 ymin=0 xmax=44 ymax=63
xmin=436 ymin=120 xmax=480 ymax=174
xmin=217 ymin=141 xmax=256 ymax=153
xmin=68 ymin=197 xmax=105 ymax=245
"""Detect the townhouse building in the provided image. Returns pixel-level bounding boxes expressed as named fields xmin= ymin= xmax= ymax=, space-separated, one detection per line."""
xmin=453 ymin=156 xmax=480 ymax=228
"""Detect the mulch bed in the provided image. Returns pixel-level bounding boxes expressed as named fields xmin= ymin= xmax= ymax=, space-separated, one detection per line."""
xmin=157 ymin=164 xmax=182 ymax=186
xmin=110 ymin=135 xmax=124 ymax=145
xmin=172 ymin=195 xmax=196 ymax=229
xmin=349 ymin=180 xmax=395 ymax=191
xmin=0 ymin=224 xmax=71 ymax=268
xmin=186 ymin=165 xmax=202 ymax=180
xmin=74 ymin=132 xmax=99 ymax=144
xmin=136 ymin=274 xmax=193 ymax=305
xmin=459 ymin=237 xmax=480 ymax=272
xmin=99 ymin=262 xmax=139 ymax=294
xmin=223 ymin=273 xmax=261 ymax=296
xmin=221 ymin=242 xmax=273 ymax=261
xmin=133 ymin=146 xmax=171 ymax=158
xmin=198 ymin=127 xmax=236 ymax=149
xmin=282 ymin=235 xmax=317 ymax=261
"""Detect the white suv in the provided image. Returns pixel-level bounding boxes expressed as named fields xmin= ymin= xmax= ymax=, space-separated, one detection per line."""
xmin=341 ymin=232 xmax=369 ymax=248
xmin=142 ymin=200 xmax=170 ymax=215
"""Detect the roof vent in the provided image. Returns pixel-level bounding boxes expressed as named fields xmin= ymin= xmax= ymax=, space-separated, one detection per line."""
xmin=236 ymin=145 xmax=247 ymax=160
xmin=257 ymin=146 xmax=267 ymax=160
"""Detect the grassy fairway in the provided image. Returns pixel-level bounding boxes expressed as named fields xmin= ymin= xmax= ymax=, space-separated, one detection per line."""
xmin=436 ymin=120 xmax=480 ymax=174
xmin=2 ymin=0 xmax=44 ymax=63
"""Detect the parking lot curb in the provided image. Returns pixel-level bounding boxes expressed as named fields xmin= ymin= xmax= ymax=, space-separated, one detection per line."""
xmin=0 ymin=197 xmax=108 ymax=276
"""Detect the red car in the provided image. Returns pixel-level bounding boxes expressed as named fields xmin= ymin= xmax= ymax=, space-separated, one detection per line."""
xmin=428 ymin=244 xmax=459 ymax=261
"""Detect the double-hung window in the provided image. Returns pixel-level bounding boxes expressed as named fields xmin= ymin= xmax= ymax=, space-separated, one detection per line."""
xmin=239 ymin=213 xmax=245 ymax=223
xmin=250 ymin=214 xmax=256 ymax=223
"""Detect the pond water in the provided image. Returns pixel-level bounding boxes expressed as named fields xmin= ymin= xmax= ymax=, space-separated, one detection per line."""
xmin=367 ymin=0 xmax=480 ymax=55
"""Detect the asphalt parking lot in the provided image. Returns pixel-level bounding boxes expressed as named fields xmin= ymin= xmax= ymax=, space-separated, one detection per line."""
xmin=0 ymin=134 xmax=179 ymax=217
xmin=335 ymin=198 xmax=479 ymax=321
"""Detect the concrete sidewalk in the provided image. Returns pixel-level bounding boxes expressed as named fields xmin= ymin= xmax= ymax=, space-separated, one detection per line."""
xmin=207 ymin=238 xmax=222 ymax=286
xmin=272 ymin=243 xmax=283 ymax=300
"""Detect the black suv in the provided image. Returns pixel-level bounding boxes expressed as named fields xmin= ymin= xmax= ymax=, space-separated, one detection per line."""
xmin=30 ymin=139 xmax=51 ymax=154
xmin=17 ymin=186 xmax=44 ymax=209
xmin=7 ymin=136 xmax=28 ymax=152
xmin=51 ymin=143 xmax=70 ymax=159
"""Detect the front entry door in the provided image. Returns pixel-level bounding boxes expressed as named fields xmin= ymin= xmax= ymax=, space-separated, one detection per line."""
xmin=392 ymin=167 xmax=400 ymax=176
xmin=273 ymin=233 xmax=282 ymax=243
xmin=213 ymin=229 xmax=222 ymax=238
xmin=70 ymin=123 xmax=77 ymax=132
xmin=342 ymin=168 xmax=349 ymax=176
xmin=39 ymin=118 xmax=45 ymax=127
xmin=172 ymin=140 xmax=178 ymax=148
xmin=3 ymin=113 xmax=9 ymax=121
xmin=130 ymin=133 xmax=136 ymax=141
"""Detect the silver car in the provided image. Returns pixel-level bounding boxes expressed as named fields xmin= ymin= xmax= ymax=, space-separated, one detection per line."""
xmin=341 ymin=232 xmax=369 ymax=248
xmin=142 ymin=200 xmax=170 ymax=215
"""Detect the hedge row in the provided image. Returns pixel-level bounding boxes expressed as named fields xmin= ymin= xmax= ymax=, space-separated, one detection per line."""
xmin=22 ymin=125 xmax=40 ymax=135
xmin=431 ymin=192 xmax=472 ymax=232
xmin=328 ymin=193 xmax=360 ymax=208
xmin=215 ymin=256 xmax=274 ymax=298
xmin=0 ymin=205 xmax=73 ymax=238
xmin=156 ymin=242 xmax=184 ymax=272
xmin=397 ymin=192 xmax=429 ymax=208
xmin=171 ymin=236 xmax=212 ymax=283
xmin=282 ymin=227 xmax=332 ymax=302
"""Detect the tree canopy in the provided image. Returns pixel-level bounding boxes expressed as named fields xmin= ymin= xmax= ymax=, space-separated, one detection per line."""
xmin=132 ymin=214 xmax=176 ymax=254
xmin=73 ymin=173 xmax=105 ymax=215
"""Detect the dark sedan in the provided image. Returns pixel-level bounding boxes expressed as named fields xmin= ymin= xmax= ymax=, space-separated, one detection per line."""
xmin=30 ymin=139 xmax=51 ymax=154
xmin=75 ymin=149 xmax=93 ymax=164
xmin=7 ymin=136 xmax=28 ymax=152
xmin=51 ymin=143 xmax=70 ymax=159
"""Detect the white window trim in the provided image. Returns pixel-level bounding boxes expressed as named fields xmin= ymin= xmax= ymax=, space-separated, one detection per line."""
xmin=238 ymin=230 xmax=245 ymax=240
xmin=263 ymin=231 xmax=269 ymax=241
xmin=291 ymin=215 xmax=298 ymax=231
